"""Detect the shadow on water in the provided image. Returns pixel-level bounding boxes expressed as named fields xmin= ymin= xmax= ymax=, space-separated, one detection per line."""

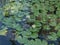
xmin=0 ymin=35 xmax=21 ymax=45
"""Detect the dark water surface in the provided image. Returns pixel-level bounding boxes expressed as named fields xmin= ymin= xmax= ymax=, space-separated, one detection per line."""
xmin=0 ymin=35 xmax=20 ymax=45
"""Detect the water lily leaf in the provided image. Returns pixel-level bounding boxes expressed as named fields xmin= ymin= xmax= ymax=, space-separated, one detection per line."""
xmin=30 ymin=33 xmax=38 ymax=38
xmin=47 ymin=32 xmax=57 ymax=41
xmin=16 ymin=36 xmax=29 ymax=44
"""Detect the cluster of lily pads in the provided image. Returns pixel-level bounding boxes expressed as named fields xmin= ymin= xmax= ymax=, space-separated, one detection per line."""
xmin=0 ymin=0 xmax=60 ymax=45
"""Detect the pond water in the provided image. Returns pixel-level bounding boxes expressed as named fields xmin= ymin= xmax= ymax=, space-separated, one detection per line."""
xmin=0 ymin=35 xmax=12 ymax=45
xmin=0 ymin=35 xmax=21 ymax=45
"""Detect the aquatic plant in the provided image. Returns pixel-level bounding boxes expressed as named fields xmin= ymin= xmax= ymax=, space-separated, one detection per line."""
xmin=0 ymin=0 xmax=60 ymax=45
